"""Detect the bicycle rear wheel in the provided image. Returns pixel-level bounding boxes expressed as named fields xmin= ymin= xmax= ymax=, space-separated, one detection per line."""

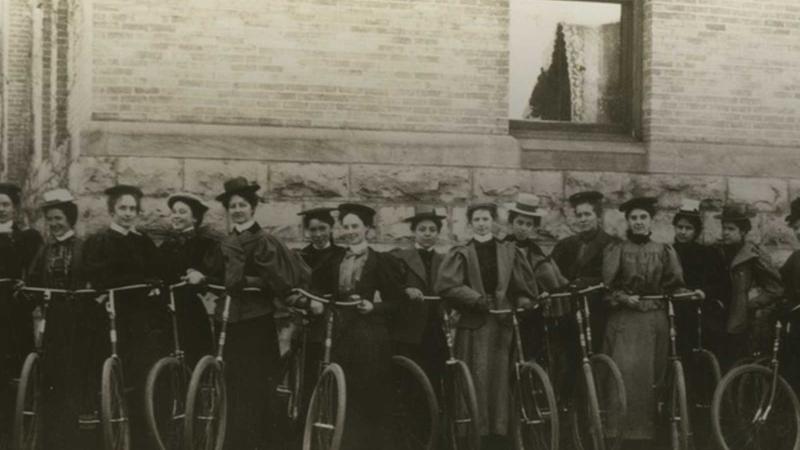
xmin=13 ymin=352 xmax=41 ymax=450
xmin=712 ymin=364 xmax=800 ymax=450
xmin=302 ymin=363 xmax=346 ymax=450
xmin=513 ymin=360 xmax=559 ymax=450
xmin=687 ymin=349 xmax=720 ymax=447
xmin=388 ymin=355 xmax=439 ymax=450
xmin=668 ymin=360 xmax=690 ymax=450
xmin=184 ymin=355 xmax=226 ymax=450
xmin=444 ymin=360 xmax=479 ymax=450
xmin=101 ymin=356 xmax=131 ymax=450
xmin=145 ymin=356 xmax=189 ymax=450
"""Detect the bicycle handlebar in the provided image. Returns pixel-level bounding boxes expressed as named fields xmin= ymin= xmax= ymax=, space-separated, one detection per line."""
xmin=546 ymin=283 xmax=606 ymax=299
xmin=205 ymin=284 xmax=261 ymax=294
xmin=639 ymin=292 xmax=697 ymax=301
xmin=489 ymin=308 xmax=528 ymax=315
xmin=292 ymin=288 xmax=361 ymax=307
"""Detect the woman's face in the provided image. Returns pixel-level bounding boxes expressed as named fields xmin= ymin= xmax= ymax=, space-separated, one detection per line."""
xmin=111 ymin=194 xmax=139 ymax=229
xmin=626 ymin=209 xmax=652 ymax=235
xmin=574 ymin=203 xmax=599 ymax=233
xmin=45 ymin=208 xmax=72 ymax=237
xmin=413 ymin=220 xmax=439 ymax=249
xmin=792 ymin=220 xmax=800 ymax=243
xmin=673 ymin=218 xmax=698 ymax=244
xmin=170 ymin=201 xmax=196 ymax=230
xmin=470 ymin=210 xmax=494 ymax=237
xmin=0 ymin=194 xmax=15 ymax=223
xmin=306 ymin=218 xmax=333 ymax=249
xmin=341 ymin=213 xmax=367 ymax=246
xmin=721 ymin=222 xmax=744 ymax=245
xmin=511 ymin=215 xmax=536 ymax=241
xmin=227 ymin=195 xmax=254 ymax=225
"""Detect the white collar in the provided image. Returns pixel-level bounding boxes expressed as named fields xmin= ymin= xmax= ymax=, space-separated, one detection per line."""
xmin=0 ymin=221 xmax=12 ymax=233
xmin=54 ymin=230 xmax=75 ymax=242
xmin=347 ymin=241 xmax=369 ymax=255
xmin=110 ymin=222 xmax=140 ymax=236
xmin=473 ymin=233 xmax=493 ymax=243
xmin=233 ymin=220 xmax=256 ymax=233
xmin=414 ymin=243 xmax=434 ymax=251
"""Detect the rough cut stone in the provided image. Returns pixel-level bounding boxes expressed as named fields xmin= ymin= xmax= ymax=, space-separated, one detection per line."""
xmin=270 ymin=163 xmax=349 ymax=198
xmin=254 ymin=201 xmax=303 ymax=241
xmin=72 ymin=157 xmax=117 ymax=195
xmin=728 ymin=177 xmax=789 ymax=213
xmin=184 ymin=159 xmax=260 ymax=200
xmin=377 ymin=205 xmax=417 ymax=243
xmin=74 ymin=195 xmax=111 ymax=236
xmin=474 ymin=169 xmax=563 ymax=204
xmin=564 ymin=172 xmax=629 ymax=206
xmin=628 ymin=174 xmax=727 ymax=209
xmin=117 ymin=157 xmax=183 ymax=196
xmin=351 ymin=165 xmax=470 ymax=202
xmin=787 ymin=180 xmax=800 ymax=204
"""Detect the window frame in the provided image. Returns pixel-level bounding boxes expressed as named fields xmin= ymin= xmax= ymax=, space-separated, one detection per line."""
xmin=508 ymin=0 xmax=642 ymax=140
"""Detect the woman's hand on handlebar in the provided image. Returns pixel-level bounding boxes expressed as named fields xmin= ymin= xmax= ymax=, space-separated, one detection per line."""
xmin=692 ymin=289 xmax=706 ymax=301
xmin=309 ymin=300 xmax=324 ymax=315
xmin=405 ymin=287 xmax=424 ymax=302
xmin=623 ymin=294 xmax=640 ymax=308
xmin=182 ymin=269 xmax=206 ymax=285
xmin=354 ymin=295 xmax=373 ymax=314
xmin=517 ymin=296 xmax=536 ymax=311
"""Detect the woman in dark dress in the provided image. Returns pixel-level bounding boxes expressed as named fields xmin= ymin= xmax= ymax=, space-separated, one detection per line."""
xmin=780 ymin=197 xmax=800 ymax=391
xmin=0 ymin=182 xmax=43 ymax=446
xmin=157 ymin=193 xmax=219 ymax=369
xmin=435 ymin=202 xmax=539 ymax=450
xmin=26 ymin=189 xmax=86 ymax=449
xmin=302 ymin=202 xmax=404 ymax=450
xmin=81 ymin=184 xmax=167 ymax=449
xmin=214 ymin=177 xmax=310 ymax=450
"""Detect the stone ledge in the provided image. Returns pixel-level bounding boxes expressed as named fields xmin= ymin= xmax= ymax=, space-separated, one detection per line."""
xmin=81 ymin=120 xmax=522 ymax=168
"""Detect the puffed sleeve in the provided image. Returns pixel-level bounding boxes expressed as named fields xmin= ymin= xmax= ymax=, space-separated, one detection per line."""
xmin=660 ymin=244 xmax=687 ymax=292
xmin=749 ymin=249 xmax=784 ymax=309
xmin=252 ymin=234 xmax=311 ymax=300
xmin=372 ymin=251 xmax=406 ymax=316
xmin=434 ymin=246 xmax=483 ymax=310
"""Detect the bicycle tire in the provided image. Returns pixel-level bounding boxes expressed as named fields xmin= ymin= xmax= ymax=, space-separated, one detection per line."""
xmin=389 ymin=355 xmax=439 ymax=450
xmin=183 ymin=355 xmax=227 ymax=450
xmin=574 ymin=359 xmax=605 ymax=450
xmin=13 ymin=352 xmax=41 ymax=450
xmin=145 ymin=356 xmax=189 ymax=450
xmin=712 ymin=364 xmax=800 ymax=450
xmin=303 ymin=363 xmax=346 ymax=450
xmin=513 ymin=360 xmax=559 ymax=450
xmin=687 ymin=349 xmax=720 ymax=447
xmin=573 ymin=354 xmax=626 ymax=450
xmin=101 ymin=356 xmax=131 ymax=450
xmin=668 ymin=360 xmax=690 ymax=450
xmin=444 ymin=360 xmax=480 ymax=450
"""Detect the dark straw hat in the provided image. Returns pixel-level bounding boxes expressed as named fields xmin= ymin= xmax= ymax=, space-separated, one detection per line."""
xmin=104 ymin=184 xmax=143 ymax=199
xmin=338 ymin=203 xmax=377 ymax=226
xmin=298 ymin=207 xmax=337 ymax=226
xmin=402 ymin=205 xmax=447 ymax=224
xmin=0 ymin=183 xmax=22 ymax=206
xmin=568 ymin=191 xmax=603 ymax=207
xmin=215 ymin=177 xmax=260 ymax=202
xmin=717 ymin=203 xmax=754 ymax=223
xmin=168 ymin=193 xmax=209 ymax=216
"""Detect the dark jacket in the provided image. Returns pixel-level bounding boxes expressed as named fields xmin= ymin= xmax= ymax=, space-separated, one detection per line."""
xmin=389 ymin=246 xmax=443 ymax=344
xmin=719 ymin=242 xmax=784 ymax=335
xmin=551 ymin=228 xmax=615 ymax=286
xmin=82 ymin=227 xmax=160 ymax=289
xmin=504 ymin=236 xmax=569 ymax=316
xmin=218 ymin=223 xmax=310 ymax=323
xmin=0 ymin=224 xmax=43 ymax=280
xmin=28 ymin=234 xmax=86 ymax=289
xmin=158 ymin=227 xmax=221 ymax=284
xmin=780 ymin=250 xmax=800 ymax=310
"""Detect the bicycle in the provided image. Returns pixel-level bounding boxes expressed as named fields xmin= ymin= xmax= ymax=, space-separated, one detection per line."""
xmin=488 ymin=303 xmax=559 ymax=450
xmin=711 ymin=305 xmax=800 ymax=450
xmin=422 ymin=295 xmax=480 ymax=450
xmin=276 ymin=306 xmax=309 ymax=436
xmin=293 ymin=288 xmax=438 ymax=450
xmin=145 ymin=281 xmax=195 ymax=450
xmin=182 ymin=283 xmax=249 ymax=450
xmin=639 ymin=291 xmax=698 ymax=450
xmin=682 ymin=298 xmax=721 ymax=448
xmin=545 ymin=284 xmax=627 ymax=450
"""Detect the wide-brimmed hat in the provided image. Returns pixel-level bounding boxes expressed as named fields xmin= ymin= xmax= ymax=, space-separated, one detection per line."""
xmin=338 ymin=203 xmax=377 ymax=226
xmin=168 ymin=193 xmax=209 ymax=217
xmin=40 ymin=188 xmax=76 ymax=209
xmin=508 ymin=193 xmax=544 ymax=219
xmin=619 ymin=197 xmax=658 ymax=216
xmin=786 ymin=198 xmax=800 ymax=225
xmin=104 ymin=184 xmax=143 ymax=199
xmin=568 ymin=191 xmax=603 ymax=207
xmin=298 ymin=207 xmax=337 ymax=226
xmin=215 ymin=177 xmax=260 ymax=202
xmin=402 ymin=205 xmax=447 ymax=224
xmin=717 ymin=203 xmax=754 ymax=222
xmin=0 ymin=183 xmax=22 ymax=206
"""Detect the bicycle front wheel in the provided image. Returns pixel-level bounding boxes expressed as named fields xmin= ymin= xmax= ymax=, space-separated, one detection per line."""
xmin=184 ymin=355 xmax=226 ymax=450
xmin=444 ymin=359 xmax=479 ymax=450
xmin=101 ymin=356 xmax=131 ymax=450
xmin=668 ymin=360 xmax=690 ymax=450
xmin=145 ymin=356 xmax=189 ymax=450
xmin=574 ymin=354 xmax=626 ymax=450
xmin=13 ymin=352 xmax=41 ymax=450
xmin=712 ymin=364 xmax=800 ymax=450
xmin=512 ymin=360 xmax=559 ymax=450
xmin=388 ymin=355 xmax=439 ymax=450
xmin=302 ymin=363 xmax=346 ymax=450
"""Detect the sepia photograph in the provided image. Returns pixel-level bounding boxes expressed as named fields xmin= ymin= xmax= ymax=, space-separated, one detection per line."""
xmin=0 ymin=0 xmax=799 ymax=449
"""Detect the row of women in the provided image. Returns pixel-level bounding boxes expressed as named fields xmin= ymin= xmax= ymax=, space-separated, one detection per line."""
xmin=0 ymin=177 xmax=798 ymax=450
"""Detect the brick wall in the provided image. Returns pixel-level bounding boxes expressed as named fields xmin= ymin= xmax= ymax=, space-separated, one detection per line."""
xmin=2 ymin=0 xmax=34 ymax=183
xmin=89 ymin=0 xmax=509 ymax=134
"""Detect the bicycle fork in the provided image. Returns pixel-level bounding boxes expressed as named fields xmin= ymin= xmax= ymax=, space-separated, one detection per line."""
xmin=753 ymin=321 xmax=783 ymax=424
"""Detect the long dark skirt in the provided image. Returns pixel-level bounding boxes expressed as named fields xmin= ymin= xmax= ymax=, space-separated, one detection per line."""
xmin=0 ymin=284 xmax=34 ymax=447
xmin=223 ymin=315 xmax=280 ymax=450
xmin=175 ymin=287 xmax=214 ymax=369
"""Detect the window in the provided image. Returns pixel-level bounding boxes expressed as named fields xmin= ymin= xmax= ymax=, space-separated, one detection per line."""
xmin=509 ymin=0 xmax=641 ymax=137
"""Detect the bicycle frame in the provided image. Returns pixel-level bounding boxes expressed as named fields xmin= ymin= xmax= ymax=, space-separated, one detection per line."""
xmin=290 ymin=288 xmax=356 ymax=371
xmin=167 ymin=282 xmax=188 ymax=364
xmin=547 ymin=284 xmax=606 ymax=367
